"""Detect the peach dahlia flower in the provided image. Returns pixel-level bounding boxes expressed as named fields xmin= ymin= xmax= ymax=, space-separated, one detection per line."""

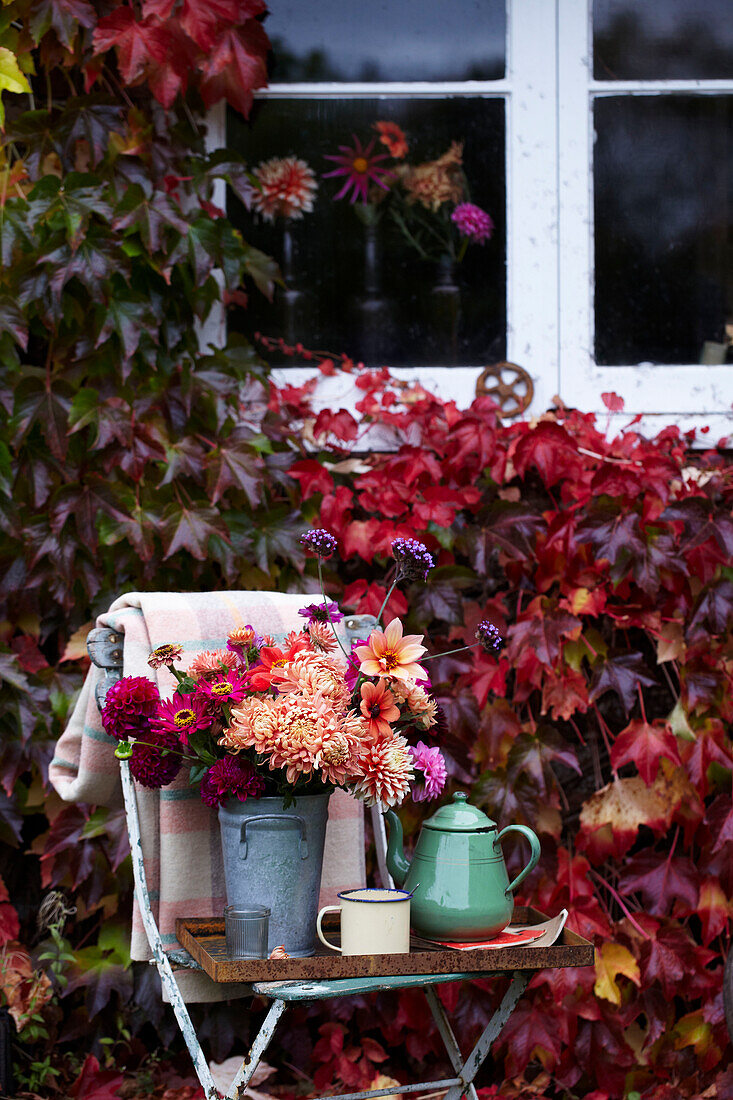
xmin=270 ymin=652 xmax=351 ymax=712
xmin=186 ymin=648 xmax=239 ymax=681
xmin=359 ymin=681 xmax=400 ymax=738
xmin=355 ymin=619 xmax=427 ymax=683
xmin=352 ymin=731 xmax=415 ymax=808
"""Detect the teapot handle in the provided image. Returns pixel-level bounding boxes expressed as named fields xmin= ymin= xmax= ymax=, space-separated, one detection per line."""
xmin=496 ymin=825 xmax=541 ymax=895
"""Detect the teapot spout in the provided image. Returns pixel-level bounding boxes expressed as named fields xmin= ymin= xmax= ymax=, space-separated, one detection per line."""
xmin=383 ymin=808 xmax=411 ymax=887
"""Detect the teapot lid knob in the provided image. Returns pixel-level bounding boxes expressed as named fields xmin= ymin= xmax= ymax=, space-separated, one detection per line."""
xmin=453 ymin=792 xmax=468 ymax=803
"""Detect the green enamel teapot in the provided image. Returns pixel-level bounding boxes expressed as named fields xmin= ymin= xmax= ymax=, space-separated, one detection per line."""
xmin=383 ymin=791 xmax=541 ymax=941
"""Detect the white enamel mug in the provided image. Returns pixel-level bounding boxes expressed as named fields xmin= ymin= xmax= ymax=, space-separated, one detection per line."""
xmin=316 ymin=887 xmax=412 ymax=955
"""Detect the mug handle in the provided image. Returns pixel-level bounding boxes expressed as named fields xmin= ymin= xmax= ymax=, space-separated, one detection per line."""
xmin=316 ymin=906 xmax=342 ymax=952
xmin=496 ymin=824 xmax=541 ymax=895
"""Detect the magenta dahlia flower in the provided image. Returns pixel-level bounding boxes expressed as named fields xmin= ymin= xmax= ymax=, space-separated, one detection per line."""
xmin=200 ymin=756 xmax=266 ymax=807
xmin=101 ymin=676 xmax=160 ymax=741
xmin=409 ymin=741 xmax=447 ymax=802
xmin=298 ymin=601 xmax=344 ymax=626
xmin=196 ymin=670 xmax=250 ymax=709
xmin=323 ymin=136 xmax=394 ymax=204
xmin=129 ymin=728 xmax=182 ymax=789
xmin=151 ymin=692 xmax=211 ymax=745
xmin=451 ymin=202 xmax=494 ymax=244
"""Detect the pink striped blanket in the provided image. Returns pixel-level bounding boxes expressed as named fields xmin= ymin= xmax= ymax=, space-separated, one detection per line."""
xmin=50 ymin=591 xmax=366 ymax=1001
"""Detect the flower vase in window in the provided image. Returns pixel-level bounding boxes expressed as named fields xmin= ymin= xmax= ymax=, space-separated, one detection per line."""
xmin=252 ymin=156 xmax=318 ymax=344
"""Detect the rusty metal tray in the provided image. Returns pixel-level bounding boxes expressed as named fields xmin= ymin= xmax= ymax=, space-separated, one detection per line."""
xmin=175 ymin=906 xmax=594 ymax=983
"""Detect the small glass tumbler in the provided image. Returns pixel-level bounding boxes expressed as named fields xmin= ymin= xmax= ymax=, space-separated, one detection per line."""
xmin=224 ymin=904 xmax=270 ymax=959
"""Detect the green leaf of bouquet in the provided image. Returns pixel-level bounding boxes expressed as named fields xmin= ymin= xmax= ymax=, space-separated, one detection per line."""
xmin=241 ymin=241 xmax=280 ymax=300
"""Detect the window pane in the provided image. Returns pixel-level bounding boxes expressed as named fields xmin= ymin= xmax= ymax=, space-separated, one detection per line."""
xmin=594 ymin=0 xmax=733 ymax=80
xmin=227 ymin=99 xmax=506 ymax=368
xmin=594 ymin=96 xmax=732 ymax=366
xmin=266 ymin=0 xmax=505 ymax=83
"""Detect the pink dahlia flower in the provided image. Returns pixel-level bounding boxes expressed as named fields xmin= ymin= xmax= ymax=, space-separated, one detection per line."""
xmin=200 ymin=756 xmax=265 ymax=807
xmin=323 ymin=136 xmax=394 ymax=204
xmin=252 ymin=156 xmax=318 ymax=221
xmin=197 ymin=670 xmax=250 ymax=709
xmin=451 ymin=202 xmax=494 ymax=244
xmin=101 ymin=676 xmax=160 ymax=741
xmin=129 ymin=728 xmax=182 ymax=789
xmin=409 ymin=741 xmax=447 ymax=802
xmin=151 ymin=692 xmax=211 ymax=745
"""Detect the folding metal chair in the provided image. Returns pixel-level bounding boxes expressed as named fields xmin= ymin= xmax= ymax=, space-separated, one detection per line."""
xmin=88 ymin=620 xmax=537 ymax=1100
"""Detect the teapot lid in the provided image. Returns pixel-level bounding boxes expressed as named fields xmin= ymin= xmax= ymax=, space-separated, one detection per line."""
xmin=423 ymin=791 xmax=497 ymax=832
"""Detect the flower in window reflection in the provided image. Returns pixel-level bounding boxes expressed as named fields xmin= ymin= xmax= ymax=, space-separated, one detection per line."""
xmin=323 ymin=134 xmax=395 ymax=205
xmin=374 ymin=120 xmax=408 ymax=160
xmin=252 ymin=156 xmax=318 ymax=221
xmin=401 ymin=140 xmax=464 ymax=213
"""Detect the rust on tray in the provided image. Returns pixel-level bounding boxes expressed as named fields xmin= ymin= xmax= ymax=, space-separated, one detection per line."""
xmin=175 ymin=906 xmax=594 ymax=984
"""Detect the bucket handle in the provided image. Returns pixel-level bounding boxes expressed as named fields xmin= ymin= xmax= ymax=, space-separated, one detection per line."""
xmin=239 ymin=814 xmax=308 ymax=861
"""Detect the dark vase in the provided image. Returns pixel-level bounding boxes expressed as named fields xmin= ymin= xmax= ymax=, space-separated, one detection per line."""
xmin=429 ymin=253 xmax=462 ymax=364
xmin=354 ymin=220 xmax=394 ymax=364
xmin=280 ymin=223 xmax=310 ymax=345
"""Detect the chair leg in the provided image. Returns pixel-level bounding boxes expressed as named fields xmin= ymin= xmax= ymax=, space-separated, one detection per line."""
xmin=424 ymin=987 xmax=479 ymax=1100
xmin=120 ymin=760 xmax=220 ymax=1100
xmin=227 ymin=999 xmax=288 ymax=1100
xmin=441 ymin=971 xmax=529 ymax=1100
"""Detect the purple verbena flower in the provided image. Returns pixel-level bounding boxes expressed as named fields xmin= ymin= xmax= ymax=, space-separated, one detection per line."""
xmin=101 ymin=676 xmax=160 ymax=741
xmin=476 ymin=620 xmax=504 ymax=655
xmin=298 ymin=601 xmax=344 ymax=625
xmin=451 ymin=202 xmax=494 ymax=244
xmin=129 ymin=728 xmax=182 ymax=789
xmin=200 ymin=756 xmax=266 ymax=807
xmin=345 ymin=639 xmax=368 ymax=693
xmin=391 ymin=537 xmax=435 ymax=581
xmin=300 ymin=528 xmax=338 ymax=559
xmin=409 ymin=741 xmax=447 ymax=802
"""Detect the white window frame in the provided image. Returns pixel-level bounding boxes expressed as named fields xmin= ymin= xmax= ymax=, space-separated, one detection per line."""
xmin=207 ymin=0 xmax=733 ymax=435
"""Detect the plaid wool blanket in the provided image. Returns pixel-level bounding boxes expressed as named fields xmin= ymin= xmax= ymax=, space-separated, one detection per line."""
xmin=50 ymin=591 xmax=366 ymax=1001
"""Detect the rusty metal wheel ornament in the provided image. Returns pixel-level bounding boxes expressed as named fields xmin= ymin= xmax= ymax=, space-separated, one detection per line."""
xmin=475 ymin=361 xmax=534 ymax=418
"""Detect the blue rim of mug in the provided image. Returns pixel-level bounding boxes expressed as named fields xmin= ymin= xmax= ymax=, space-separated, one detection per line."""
xmin=337 ymin=888 xmax=412 ymax=903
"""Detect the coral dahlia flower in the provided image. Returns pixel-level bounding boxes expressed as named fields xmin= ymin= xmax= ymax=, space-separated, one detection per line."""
xmin=323 ymin=135 xmax=394 ymax=204
xmin=270 ymin=652 xmax=350 ymax=712
xmin=360 ymin=681 xmax=400 ymax=738
xmin=187 ymin=649 xmax=239 ymax=681
xmin=252 ymin=156 xmax=318 ymax=221
xmin=352 ymin=732 xmax=414 ymax=808
xmin=248 ymin=637 xmax=310 ymax=691
xmin=374 ymin=120 xmax=408 ymax=159
xmin=306 ymin=621 xmax=339 ymax=654
xmin=355 ymin=619 xmax=427 ymax=683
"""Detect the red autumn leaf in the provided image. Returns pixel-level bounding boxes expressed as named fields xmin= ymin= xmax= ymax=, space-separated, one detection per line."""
xmin=93 ymin=9 xmax=170 ymax=84
xmin=610 ymin=719 xmax=681 ymax=784
xmin=577 ymin=771 xmax=683 ymax=863
xmin=179 ymin=0 xmax=267 ymax=51
xmin=313 ymin=407 xmax=359 ymax=443
xmin=496 ymin=996 xmax=566 ymax=1074
xmin=198 ymin=22 xmax=270 ymax=118
xmin=340 ymin=580 xmax=407 ymax=624
xmin=682 ymin=725 xmax=733 ymax=797
xmin=618 ymin=851 xmax=699 ymax=916
xmin=588 ymin=651 xmax=658 ymax=715
xmin=10 ymin=634 xmax=49 ymax=673
xmin=505 ymin=602 xmax=582 ymax=668
xmin=697 ymin=877 xmax=730 ymax=946
xmin=640 ymin=924 xmax=716 ymax=1000
xmin=511 ymin=421 xmax=585 ymax=488
xmin=0 ymin=900 xmax=20 ymax=945
xmin=288 ymin=459 xmax=334 ymax=500
xmin=69 ymin=1054 xmax=124 ymax=1099
xmin=29 ymin=0 xmax=97 ymax=50
xmin=601 ymin=391 xmax=625 ymax=412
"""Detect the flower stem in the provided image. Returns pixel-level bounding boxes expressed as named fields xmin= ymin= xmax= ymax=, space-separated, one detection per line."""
xmin=317 ymin=559 xmax=352 ymax=662
xmin=422 ymin=641 xmax=480 ymax=662
xmin=375 ymin=575 xmax=400 ymax=627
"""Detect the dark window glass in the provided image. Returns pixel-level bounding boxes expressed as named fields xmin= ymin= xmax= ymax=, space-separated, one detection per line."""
xmin=594 ymin=0 xmax=733 ymax=80
xmin=266 ymin=0 xmax=505 ymax=83
xmin=227 ymin=98 xmax=506 ymax=368
xmin=594 ymin=96 xmax=733 ymax=366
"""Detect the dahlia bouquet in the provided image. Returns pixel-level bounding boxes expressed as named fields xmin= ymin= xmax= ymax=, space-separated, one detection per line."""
xmin=323 ymin=120 xmax=494 ymax=260
xmin=102 ymin=531 xmax=503 ymax=810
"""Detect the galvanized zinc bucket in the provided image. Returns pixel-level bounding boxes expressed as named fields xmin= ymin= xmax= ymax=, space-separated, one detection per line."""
xmin=218 ymin=791 xmax=331 ymax=957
